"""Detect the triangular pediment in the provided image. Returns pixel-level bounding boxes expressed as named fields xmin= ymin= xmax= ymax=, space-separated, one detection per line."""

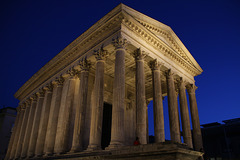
xmin=117 ymin=4 xmax=202 ymax=75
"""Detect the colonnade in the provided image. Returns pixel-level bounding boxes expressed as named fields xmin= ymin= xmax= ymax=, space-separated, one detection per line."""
xmin=5 ymin=36 xmax=203 ymax=160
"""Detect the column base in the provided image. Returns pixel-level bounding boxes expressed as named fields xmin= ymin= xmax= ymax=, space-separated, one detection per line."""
xmin=20 ymin=155 xmax=27 ymax=159
xmin=43 ymin=152 xmax=54 ymax=157
xmin=69 ymin=147 xmax=83 ymax=153
xmin=106 ymin=141 xmax=124 ymax=150
xmin=34 ymin=154 xmax=43 ymax=158
xmin=27 ymin=154 xmax=34 ymax=159
xmin=54 ymin=152 xmax=65 ymax=156
xmin=87 ymin=144 xmax=102 ymax=151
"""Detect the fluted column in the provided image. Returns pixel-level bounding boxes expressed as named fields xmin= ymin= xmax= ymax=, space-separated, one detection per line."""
xmin=71 ymin=59 xmax=91 ymax=152
xmin=44 ymin=77 xmax=64 ymax=156
xmin=9 ymin=105 xmax=25 ymax=159
xmin=21 ymin=95 xmax=38 ymax=158
xmin=149 ymin=59 xmax=165 ymax=143
xmin=146 ymin=101 xmax=149 ymax=144
xmin=87 ymin=48 xmax=107 ymax=150
xmin=54 ymin=68 xmax=78 ymax=154
xmin=35 ymin=84 xmax=53 ymax=156
xmin=133 ymin=48 xmax=147 ymax=144
xmin=5 ymin=107 xmax=21 ymax=160
xmin=166 ymin=69 xmax=181 ymax=143
xmin=15 ymin=101 xmax=30 ymax=159
xmin=178 ymin=78 xmax=193 ymax=148
xmin=187 ymin=84 xmax=203 ymax=151
xmin=108 ymin=36 xmax=127 ymax=149
xmin=27 ymin=90 xmax=45 ymax=158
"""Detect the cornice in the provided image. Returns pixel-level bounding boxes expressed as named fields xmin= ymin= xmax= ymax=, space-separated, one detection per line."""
xmin=14 ymin=11 xmax=124 ymax=101
xmin=120 ymin=12 xmax=202 ymax=76
xmin=136 ymin=19 xmax=202 ymax=72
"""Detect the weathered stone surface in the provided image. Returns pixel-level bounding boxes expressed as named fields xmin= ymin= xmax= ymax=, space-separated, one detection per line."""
xmin=35 ymin=86 xmax=53 ymax=156
xmin=21 ymin=96 xmax=37 ymax=158
xmin=27 ymin=91 xmax=45 ymax=158
xmin=87 ymin=51 xmax=106 ymax=151
xmin=187 ymin=84 xmax=203 ymax=151
xmin=166 ymin=69 xmax=181 ymax=143
xmin=44 ymin=77 xmax=64 ymax=155
xmin=178 ymin=78 xmax=193 ymax=148
xmin=149 ymin=59 xmax=165 ymax=143
xmin=15 ymin=103 xmax=30 ymax=159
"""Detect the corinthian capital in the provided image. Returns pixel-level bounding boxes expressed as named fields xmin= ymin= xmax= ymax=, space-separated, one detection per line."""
xmin=164 ymin=69 xmax=175 ymax=78
xmin=186 ymin=84 xmax=198 ymax=94
xmin=132 ymin=48 xmax=146 ymax=60
xmin=148 ymin=59 xmax=163 ymax=70
xmin=67 ymin=67 xmax=80 ymax=77
xmin=30 ymin=94 xmax=37 ymax=102
xmin=20 ymin=103 xmax=26 ymax=110
xmin=25 ymin=99 xmax=31 ymax=106
xmin=36 ymin=88 xmax=45 ymax=97
xmin=176 ymin=77 xmax=187 ymax=89
xmin=79 ymin=58 xmax=91 ymax=71
xmin=94 ymin=46 xmax=108 ymax=61
xmin=112 ymin=36 xmax=128 ymax=49
xmin=53 ymin=76 xmax=65 ymax=86
xmin=44 ymin=83 xmax=53 ymax=92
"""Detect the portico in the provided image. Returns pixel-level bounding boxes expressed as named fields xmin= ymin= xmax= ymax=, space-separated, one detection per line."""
xmin=5 ymin=3 xmax=203 ymax=160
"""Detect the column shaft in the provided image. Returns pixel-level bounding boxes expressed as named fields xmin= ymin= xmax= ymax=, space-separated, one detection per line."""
xmin=178 ymin=79 xmax=193 ymax=148
xmin=88 ymin=57 xmax=105 ymax=150
xmin=21 ymin=97 xmax=37 ymax=158
xmin=187 ymin=84 xmax=203 ymax=151
xmin=35 ymin=86 xmax=53 ymax=156
xmin=150 ymin=60 xmax=165 ymax=142
xmin=134 ymin=48 xmax=147 ymax=144
xmin=15 ymin=103 xmax=30 ymax=158
xmin=44 ymin=78 xmax=64 ymax=155
xmin=166 ymin=69 xmax=181 ymax=143
xmin=9 ymin=107 xmax=24 ymax=159
xmin=5 ymin=107 xmax=21 ymax=160
xmin=108 ymin=37 xmax=126 ymax=148
xmin=71 ymin=60 xmax=90 ymax=152
xmin=27 ymin=91 xmax=45 ymax=157
xmin=54 ymin=70 xmax=77 ymax=154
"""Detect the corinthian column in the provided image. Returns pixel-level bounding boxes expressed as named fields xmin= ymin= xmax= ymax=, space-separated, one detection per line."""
xmin=5 ymin=107 xmax=21 ymax=160
xmin=15 ymin=101 xmax=30 ymax=159
xmin=108 ymin=36 xmax=127 ymax=149
xmin=21 ymin=94 xmax=38 ymax=158
xmin=133 ymin=48 xmax=147 ymax=144
xmin=35 ymin=84 xmax=53 ymax=157
xmin=87 ymin=48 xmax=107 ymax=151
xmin=71 ymin=59 xmax=91 ymax=152
xmin=54 ymin=68 xmax=78 ymax=154
xmin=10 ymin=105 xmax=25 ymax=159
xmin=187 ymin=84 xmax=203 ymax=151
xmin=178 ymin=78 xmax=193 ymax=148
xmin=149 ymin=59 xmax=165 ymax=143
xmin=44 ymin=77 xmax=64 ymax=156
xmin=165 ymin=69 xmax=181 ymax=143
xmin=27 ymin=90 xmax=45 ymax=158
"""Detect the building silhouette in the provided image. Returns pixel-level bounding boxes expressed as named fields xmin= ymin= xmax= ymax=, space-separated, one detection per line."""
xmin=0 ymin=107 xmax=16 ymax=160
xmin=201 ymin=118 xmax=240 ymax=160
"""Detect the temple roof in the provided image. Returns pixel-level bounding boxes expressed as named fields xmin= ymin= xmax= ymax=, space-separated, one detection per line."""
xmin=15 ymin=3 xmax=203 ymax=101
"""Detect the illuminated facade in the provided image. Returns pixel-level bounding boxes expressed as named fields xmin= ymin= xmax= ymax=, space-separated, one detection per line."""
xmin=5 ymin=4 xmax=203 ymax=160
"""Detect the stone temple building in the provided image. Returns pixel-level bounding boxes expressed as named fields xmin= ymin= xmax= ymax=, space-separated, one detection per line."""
xmin=5 ymin=3 xmax=204 ymax=160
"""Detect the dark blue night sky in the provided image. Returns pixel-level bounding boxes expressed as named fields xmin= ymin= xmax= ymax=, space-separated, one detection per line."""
xmin=1 ymin=0 xmax=240 ymax=139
